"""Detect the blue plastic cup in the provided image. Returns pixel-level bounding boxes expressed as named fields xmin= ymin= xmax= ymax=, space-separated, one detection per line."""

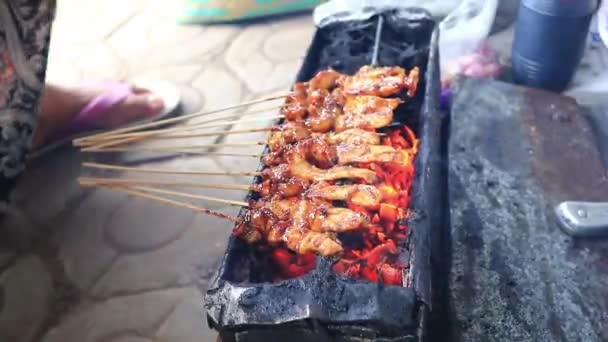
xmin=512 ymin=0 xmax=598 ymax=92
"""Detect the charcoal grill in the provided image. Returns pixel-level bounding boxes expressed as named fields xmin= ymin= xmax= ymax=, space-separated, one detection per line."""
xmin=204 ymin=7 xmax=447 ymax=342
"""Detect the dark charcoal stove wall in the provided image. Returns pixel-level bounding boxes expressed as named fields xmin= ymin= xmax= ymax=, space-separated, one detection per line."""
xmin=205 ymin=8 xmax=445 ymax=342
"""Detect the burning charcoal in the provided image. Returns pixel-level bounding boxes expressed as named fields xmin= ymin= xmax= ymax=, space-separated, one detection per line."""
xmin=206 ymin=9 xmax=442 ymax=341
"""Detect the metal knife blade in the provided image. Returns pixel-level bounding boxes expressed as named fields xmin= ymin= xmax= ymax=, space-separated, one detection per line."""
xmin=554 ymin=201 xmax=608 ymax=237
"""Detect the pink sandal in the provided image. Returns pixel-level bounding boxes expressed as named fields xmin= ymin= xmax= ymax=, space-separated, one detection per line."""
xmin=29 ymin=79 xmax=181 ymax=159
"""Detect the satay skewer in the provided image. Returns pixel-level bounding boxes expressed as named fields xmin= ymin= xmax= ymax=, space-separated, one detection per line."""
xmin=82 ymin=162 xmax=261 ymax=176
xmin=74 ymin=92 xmax=289 ymax=145
xmin=77 ymin=114 xmax=284 ymax=147
xmin=78 ymin=177 xmax=252 ymax=190
xmin=82 ymin=128 xmax=274 ymax=151
xmin=79 ymin=76 xmax=406 ymax=149
xmin=79 ymin=178 xmax=248 ymax=206
xmin=123 ymin=185 xmax=249 ymax=207
xmin=81 ymin=148 xmax=263 ymax=157
xmin=76 ymin=104 xmax=282 ymax=147
xmin=81 ymin=182 xmax=241 ymax=222
xmin=77 ymin=64 xmax=418 ymax=147
xmin=81 ymin=141 xmax=266 ymax=152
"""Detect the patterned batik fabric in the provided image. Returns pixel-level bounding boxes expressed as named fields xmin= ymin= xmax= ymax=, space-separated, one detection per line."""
xmin=0 ymin=0 xmax=55 ymax=197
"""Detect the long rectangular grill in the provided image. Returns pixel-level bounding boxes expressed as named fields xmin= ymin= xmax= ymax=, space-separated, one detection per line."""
xmin=204 ymin=7 xmax=445 ymax=342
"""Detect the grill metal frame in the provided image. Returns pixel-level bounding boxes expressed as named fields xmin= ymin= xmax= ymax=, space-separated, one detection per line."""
xmin=204 ymin=8 xmax=447 ymax=342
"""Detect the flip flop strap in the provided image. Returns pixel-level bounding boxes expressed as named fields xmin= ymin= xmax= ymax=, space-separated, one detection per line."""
xmin=68 ymin=82 xmax=133 ymax=132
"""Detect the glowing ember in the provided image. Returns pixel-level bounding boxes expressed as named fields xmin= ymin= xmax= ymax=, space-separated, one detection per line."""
xmin=331 ymin=126 xmax=417 ymax=286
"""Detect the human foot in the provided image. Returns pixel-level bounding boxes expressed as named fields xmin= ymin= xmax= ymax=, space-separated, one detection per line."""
xmin=32 ymin=82 xmax=167 ymax=150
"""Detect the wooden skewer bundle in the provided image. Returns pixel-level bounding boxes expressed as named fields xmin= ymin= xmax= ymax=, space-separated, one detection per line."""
xmin=74 ymin=94 xmax=290 ymax=218
xmin=74 ymin=93 xmax=288 ymax=146
xmin=75 ymin=65 xmax=418 ymax=231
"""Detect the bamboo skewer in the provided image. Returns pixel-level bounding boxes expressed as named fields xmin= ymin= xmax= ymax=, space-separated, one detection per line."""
xmin=78 ymin=177 xmax=252 ymax=190
xmin=188 ymin=103 xmax=281 ymax=124
xmin=123 ymin=185 xmax=248 ymax=207
xmin=77 ymin=115 xmax=284 ymax=148
xmin=76 ymin=105 xmax=283 ymax=148
xmin=82 ymin=127 xmax=274 ymax=151
xmin=73 ymin=92 xmax=289 ymax=145
xmin=83 ymin=135 xmax=144 ymax=150
xmin=82 ymin=162 xmax=261 ymax=176
xmin=77 ymin=105 xmax=282 ymax=148
xmin=82 ymin=141 xmax=265 ymax=153
xmin=83 ymin=147 xmax=263 ymax=158
xmin=81 ymin=182 xmax=241 ymax=222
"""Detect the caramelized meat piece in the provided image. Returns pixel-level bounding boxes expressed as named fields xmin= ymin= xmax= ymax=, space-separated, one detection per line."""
xmin=268 ymin=122 xmax=310 ymax=152
xmin=297 ymin=137 xmax=337 ymax=169
xmin=307 ymin=94 xmax=341 ymax=133
xmin=307 ymin=182 xmax=382 ymax=208
xmin=320 ymin=207 xmax=370 ymax=232
xmin=253 ymin=178 xmax=308 ymax=198
xmin=308 ymin=88 xmax=330 ymax=108
xmin=266 ymin=128 xmax=381 ymax=159
xmin=284 ymin=229 xmax=343 ymax=256
xmin=267 ymin=198 xmax=369 ymax=233
xmin=239 ymin=197 xmax=366 ymax=255
xmin=336 ymin=96 xmax=401 ymax=132
xmin=262 ymin=155 xmax=378 ymax=185
xmin=331 ymin=87 xmax=346 ymax=107
xmin=404 ymin=67 xmax=420 ymax=98
xmin=336 ymin=143 xmax=401 ymax=164
xmin=289 ymin=161 xmax=378 ymax=184
xmin=285 ymin=143 xmax=378 ymax=182
xmin=267 ymin=137 xmax=399 ymax=169
xmin=326 ymin=128 xmax=381 ymax=145
xmin=342 ymin=66 xmax=408 ymax=97
xmin=308 ymin=69 xmax=343 ymax=91
xmin=264 ymin=137 xmax=335 ymax=169
xmin=282 ymin=82 xmax=308 ymax=120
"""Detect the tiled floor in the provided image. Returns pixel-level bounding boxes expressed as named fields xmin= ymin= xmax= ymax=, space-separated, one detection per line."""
xmin=0 ymin=1 xmax=314 ymax=341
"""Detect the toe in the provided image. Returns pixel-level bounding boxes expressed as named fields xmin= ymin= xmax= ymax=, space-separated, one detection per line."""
xmin=131 ymin=84 xmax=152 ymax=95
xmin=101 ymin=93 xmax=165 ymax=128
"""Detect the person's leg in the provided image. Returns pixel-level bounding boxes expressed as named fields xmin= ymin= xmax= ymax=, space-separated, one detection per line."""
xmin=0 ymin=0 xmax=55 ymax=190
xmin=0 ymin=0 xmax=55 ymax=242
xmin=31 ymin=83 xmax=164 ymax=149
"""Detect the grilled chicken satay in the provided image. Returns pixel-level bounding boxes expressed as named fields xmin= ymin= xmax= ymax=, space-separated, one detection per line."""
xmin=281 ymin=92 xmax=399 ymax=134
xmin=265 ymin=136 xmax=404 ymax=168
xmin=281 ymin=66 xmax=415 ymax=125
xmin=281 ymin=70 xmax=342 ymax=122
xmin=286 ymin=66 xmax=417 ymax=108
xmin=266 ymin=198 xmax=369 ymax=233
xmin=260 ymin=161 xmax=378 ymax=188
xmin=237 ymin=196 xmax=370 ymax=256
xmin=306 ymin=182 xmax=382 ymax=209
xmin=253 ymin=179 xmax=382 ymax=210
xmin=234 ymin=66 xmax=420 ymax=257
xmin=266 ymin=127 xmax=383 ymax=164
xmin=341 ymin=66 xmax=420 ymax=98
xmin=335 ymin=96 xmax=401 ymax=132
xmin=267 ymin=121 xmax=382 ymax=153
xmin=253 ymin=149 xmax=380 ymax=199
xmin=308 ymin=69 xmax=343 ymax=92
xmin=284 ymin=229 xmax=343 ymax=256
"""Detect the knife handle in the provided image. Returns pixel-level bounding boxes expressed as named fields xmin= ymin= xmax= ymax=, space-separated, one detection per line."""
xmin=554 ymin=201 xmax=608 ymax=237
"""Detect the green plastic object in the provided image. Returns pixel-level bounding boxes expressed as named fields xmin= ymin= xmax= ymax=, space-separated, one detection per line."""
xmin=177 ymin=0 xmax=325 ymax=24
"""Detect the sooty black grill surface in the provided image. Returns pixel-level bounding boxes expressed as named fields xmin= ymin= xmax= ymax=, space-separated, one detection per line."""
xmin=204 ymin=7 xmax=446 ymax=342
